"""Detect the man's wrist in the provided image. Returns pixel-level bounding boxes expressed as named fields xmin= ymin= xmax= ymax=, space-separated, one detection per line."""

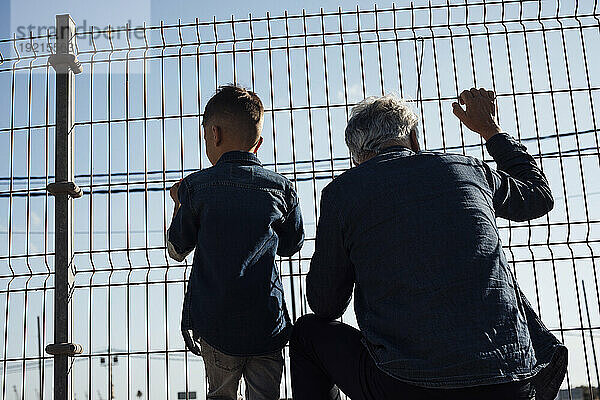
xmin=479 ymin=126 xmax=502 ymax=141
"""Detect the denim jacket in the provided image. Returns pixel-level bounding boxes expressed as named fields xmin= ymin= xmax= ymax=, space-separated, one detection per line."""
xmin=307 ymin=133 xmax=567 ymax=400
xmin=167 ymin=151 xmax=304 ymax=356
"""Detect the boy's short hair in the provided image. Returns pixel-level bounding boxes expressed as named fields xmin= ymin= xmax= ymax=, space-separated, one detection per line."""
xmin=203 ymin=85 xmax=264 ymax=146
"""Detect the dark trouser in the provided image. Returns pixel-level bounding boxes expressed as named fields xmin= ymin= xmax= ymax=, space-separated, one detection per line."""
xmin=289 ymin=314 xmax=535 ymax=400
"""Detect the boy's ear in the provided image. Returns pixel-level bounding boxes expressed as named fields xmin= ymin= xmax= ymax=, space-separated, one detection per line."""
xmin=253 ymin=137 xmax=264 ymax=154
xmin=212 ymin=125 xmax=223 ymax=146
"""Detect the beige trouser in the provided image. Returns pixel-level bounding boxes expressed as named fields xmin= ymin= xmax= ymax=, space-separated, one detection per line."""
xmin=198 ymin=338 xmax=284 ymax=400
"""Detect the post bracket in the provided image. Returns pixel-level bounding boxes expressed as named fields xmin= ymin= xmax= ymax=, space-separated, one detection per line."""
xmin=49 ymin=53 xmax=82 ymax=74
xmin=45 ymin=343 xmax=83 ymax=356
xmin=46 ymin=181 xmax=83 ymax=198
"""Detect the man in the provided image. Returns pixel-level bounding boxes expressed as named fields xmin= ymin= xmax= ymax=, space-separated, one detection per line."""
xmin=290 ymin=88 xmax=567 ymax=400
xmin=167 ymin=85 xmax=304 ymax=400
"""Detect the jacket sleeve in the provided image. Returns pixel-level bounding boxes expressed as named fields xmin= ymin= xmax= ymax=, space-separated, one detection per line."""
xmin=482 ymin=133 xmax=554 ymax=222
xmin=274 ymin=187 xmax=305 ymax=257
xmin=306 ymin=186 xmax=354 ymax=320
xmin=166 ymin=179 xmax=198 ymax=262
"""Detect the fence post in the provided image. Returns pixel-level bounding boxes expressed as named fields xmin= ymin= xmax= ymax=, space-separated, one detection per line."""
xmin=46 ymin=13 xmax=83 ymax=400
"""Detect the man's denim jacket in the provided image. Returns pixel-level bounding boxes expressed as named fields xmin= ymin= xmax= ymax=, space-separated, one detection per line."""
xmin=307 ymin=134 xmax=567 ymax=400
xmin=167 ymin=151 xmax=304 ymax=356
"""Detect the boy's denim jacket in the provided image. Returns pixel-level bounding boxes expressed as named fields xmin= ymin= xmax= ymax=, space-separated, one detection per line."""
xmin=168 ymin=151 xmax=304 ymax=356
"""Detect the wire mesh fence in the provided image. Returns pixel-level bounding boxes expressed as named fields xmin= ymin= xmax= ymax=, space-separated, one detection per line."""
xmin=0 ymin=0 xmax=599 ymax=398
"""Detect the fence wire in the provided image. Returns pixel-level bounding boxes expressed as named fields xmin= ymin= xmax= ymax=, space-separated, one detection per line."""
xmin=1 ymin=0 xmax=600 ymax=399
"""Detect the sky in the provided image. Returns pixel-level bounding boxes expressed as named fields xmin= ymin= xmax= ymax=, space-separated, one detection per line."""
xmin=0 ymin=0 xmax=599 ymax=399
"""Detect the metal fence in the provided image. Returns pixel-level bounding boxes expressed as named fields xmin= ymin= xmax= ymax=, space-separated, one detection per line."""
xmin=1 ymin=1 xmax=599 ymax=399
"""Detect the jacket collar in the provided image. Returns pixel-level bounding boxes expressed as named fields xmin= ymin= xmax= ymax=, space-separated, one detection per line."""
xmin=377 ymin=145 xmax=415 ymax=156
xmin=217 ymin=150 xmax=262 ymax=166
xmin=356 ymin=146 xmax=416 ymax=167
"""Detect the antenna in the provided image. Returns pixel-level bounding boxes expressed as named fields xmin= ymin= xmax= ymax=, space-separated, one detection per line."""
xmin=37 ymin=316 xmax=42 ymax=400
xmin=582 ymin=280 xmax=600 ymax=393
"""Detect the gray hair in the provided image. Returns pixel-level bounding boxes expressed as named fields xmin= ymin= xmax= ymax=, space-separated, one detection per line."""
xmin=345 ymin=95 xmax=419 ymax=163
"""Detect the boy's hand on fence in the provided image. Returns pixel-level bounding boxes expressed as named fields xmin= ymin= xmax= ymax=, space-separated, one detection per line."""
xmin=452 ymin=88 xmax=501 ymax=141
xmin=170 ymin=180 xmax=181 ymax=206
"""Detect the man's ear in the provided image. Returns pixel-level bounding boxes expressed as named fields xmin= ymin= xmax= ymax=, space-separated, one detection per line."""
xmin=410 ymin=129 xmax=420 ymax=152
xmin=211 ymin=125 xmax=223 ymax=146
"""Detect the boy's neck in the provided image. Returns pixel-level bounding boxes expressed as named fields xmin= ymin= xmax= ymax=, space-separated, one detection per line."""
xmin=213 ymin=147 xmax=258 ymax=165
xmin=215 ymin=142 xmax=260 ymax=160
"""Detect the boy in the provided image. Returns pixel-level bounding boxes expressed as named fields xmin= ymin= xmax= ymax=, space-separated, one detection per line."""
xmin=167 ymin=85 xmax=304 ymax=400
